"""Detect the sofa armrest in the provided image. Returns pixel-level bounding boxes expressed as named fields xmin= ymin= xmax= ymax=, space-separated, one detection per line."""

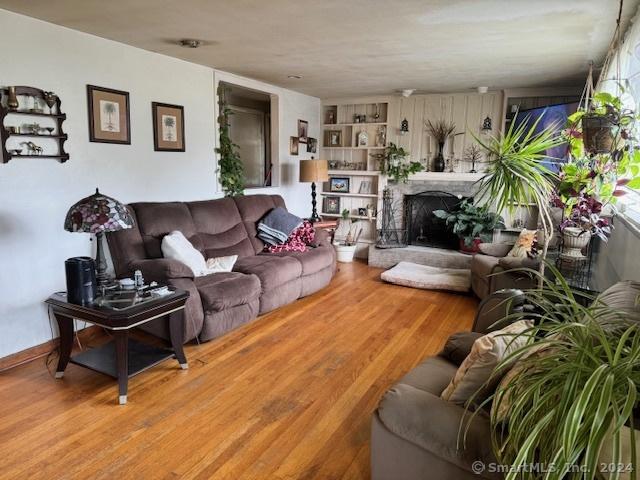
xmin=376 ymin=384 xmax=496 ymax=475
xmin=312 ymin=228 xmax=332 ymax=247
xmin=128 ymin=258 xmax=194 ymax=283
xmin=478 ymin=242 xmax=512 ymax=258
xmin=472 ymin=289 xmax=525 ymax=334
xmin=497 ymin=256 xmax=540 ymax=270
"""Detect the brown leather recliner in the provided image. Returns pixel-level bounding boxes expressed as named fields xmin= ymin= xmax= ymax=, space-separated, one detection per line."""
xmin=107 ymin=194 xmax=336 ymax=343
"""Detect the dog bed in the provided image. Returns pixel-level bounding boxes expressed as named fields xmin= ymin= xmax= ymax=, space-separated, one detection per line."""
xmin=381 ymin=261 xmax=471 ymax=292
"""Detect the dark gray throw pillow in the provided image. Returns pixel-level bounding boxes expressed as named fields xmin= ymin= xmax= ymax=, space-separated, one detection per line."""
xmin=439 ymin=331 xmax=483 ymax=366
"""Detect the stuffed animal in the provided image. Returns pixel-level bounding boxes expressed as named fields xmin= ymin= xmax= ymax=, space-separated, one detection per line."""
xmin=507 ymin=229 xmax=537 ymax=258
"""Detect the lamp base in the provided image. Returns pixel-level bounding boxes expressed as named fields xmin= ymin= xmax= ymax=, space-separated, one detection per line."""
xmin=309 ymin=182 xmax=322 ymax=224
xmin=95 ymin=232 xmax=112 ymax=287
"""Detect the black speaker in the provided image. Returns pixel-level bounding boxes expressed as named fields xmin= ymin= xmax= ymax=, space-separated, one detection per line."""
xmin=65 ymin=257 xmax=97 ymax=305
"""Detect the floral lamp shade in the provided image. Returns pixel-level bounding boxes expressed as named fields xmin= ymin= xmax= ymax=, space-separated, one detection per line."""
xmin=64 ymin=188 xmax=133 ymax=234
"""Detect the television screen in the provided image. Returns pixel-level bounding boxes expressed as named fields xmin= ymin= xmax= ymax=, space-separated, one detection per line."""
xmin=511 ymin=102 xmax=579 ymax=172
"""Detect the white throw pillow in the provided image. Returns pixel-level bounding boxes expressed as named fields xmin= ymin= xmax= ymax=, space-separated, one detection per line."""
xmin=441 ymin=319 xmax=534 ymax=406
xmin=161 ymin=231 xmax=208 ymax=277
xmin=205 ymin=255 xmax=238 ymax=273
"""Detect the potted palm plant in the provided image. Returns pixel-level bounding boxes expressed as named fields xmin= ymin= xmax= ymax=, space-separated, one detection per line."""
xmin=463 ymin=266 xmax=640 ymax=480
xmin=433 ymin=200 xmax=505 ymax=253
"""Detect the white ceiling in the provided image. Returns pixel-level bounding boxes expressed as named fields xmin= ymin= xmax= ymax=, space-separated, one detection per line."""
xmin=0 ymin=0 xmax=637 ymax=98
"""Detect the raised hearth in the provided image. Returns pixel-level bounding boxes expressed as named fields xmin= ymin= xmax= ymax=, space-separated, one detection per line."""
xmin=368 ymin=244 xmax=472 ymax=270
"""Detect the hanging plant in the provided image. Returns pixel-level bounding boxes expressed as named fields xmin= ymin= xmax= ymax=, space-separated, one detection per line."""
xmin=381 ymin=142 xmax=423 ymax=183
xmin=216 ymin=88 xmax=245 ymax=197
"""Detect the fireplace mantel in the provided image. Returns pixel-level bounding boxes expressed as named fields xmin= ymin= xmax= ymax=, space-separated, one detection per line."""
xmin=408 ymin=172 xmax=483 ymax=182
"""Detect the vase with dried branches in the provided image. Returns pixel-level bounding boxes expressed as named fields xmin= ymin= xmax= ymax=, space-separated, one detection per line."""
xmin=425 ymin=119 xmax=456 ymax=172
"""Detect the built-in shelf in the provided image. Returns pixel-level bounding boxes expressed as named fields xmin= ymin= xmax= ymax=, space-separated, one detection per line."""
xmin=328 ymin=169 xmax=381 ymax=176
xmin=322 ymin=213 xmax=377 ymax=220
xmin=323 ymin=146 xmax=385 ymax=150
xmin=408 ymin=172 xmax=484 ymax=182
xmin=321 ymin=191 xmax=378 ymax=198
xmin=323 ymin=122 xmax=388 ymax=127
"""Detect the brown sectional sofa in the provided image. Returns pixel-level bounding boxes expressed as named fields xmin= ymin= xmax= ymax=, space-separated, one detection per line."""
xmin=107 ymin=194 xmax=336 ymax=343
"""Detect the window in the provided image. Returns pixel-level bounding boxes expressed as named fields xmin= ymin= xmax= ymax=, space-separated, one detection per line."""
xmin=219 ymin=82 xmax=274 ymax=188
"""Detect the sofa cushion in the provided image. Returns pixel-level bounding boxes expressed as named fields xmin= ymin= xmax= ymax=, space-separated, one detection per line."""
xmin=132 ymin=202 xmax=202 ymax=258
xmin=187 ymin=198 xmax=255 ymax=259
xmin=440 ymin=332 xmax=484 ymax=366
xmin=234 ymin=255 xmax=302 ymax=291
xmin=593 ymin=280 xmax=640 ymax=328
xmin=378 ymin=384 xmax=496 ymax=476
xmin=195 ymin=272 xmax=261 ymax=313
xmin=233 ymin=195 xmax=287 ymax=253
xmin=265 ymin=246 xmax=334 ymax=276
xmin=398 ymin=356 xmax=459 ymax=396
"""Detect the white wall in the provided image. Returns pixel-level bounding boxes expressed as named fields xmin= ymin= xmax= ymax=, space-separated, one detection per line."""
xmin=0 ymin=9 xmax=320 ymax=358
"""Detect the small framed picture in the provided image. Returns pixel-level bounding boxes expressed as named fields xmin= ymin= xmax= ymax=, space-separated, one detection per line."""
xmin=358 ymin=180 xmax=373 ymax=194
xmin=298 ymin=119 xmax=308 ymax=143
xmin=152 ymin=102 xmax=185 ymax=152
xmin=323 ymin=196 xmax=340 ymax=214
xmin=330 ymin=177 xmax=350 ymax=193
xmin=307 ymin=137 xmax=317 ymax=153
xmin=87 ymin=85 xmax=130 ymax=144
xmin=358 ymin=207 xmax=368 ymax=216
xmin=327 ymin=130 xmax=342 ymax=147
xmin=290 ymin=136 xmax=299 ymax=155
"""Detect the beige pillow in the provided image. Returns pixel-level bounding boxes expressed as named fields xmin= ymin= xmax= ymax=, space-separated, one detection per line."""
xmin=507 ymin=229 xmax=536 ymax=258
xmin=441 ymin=319 xmax=534 ymax=406
xmin=205 ymin=255 xmax=238 ymax=273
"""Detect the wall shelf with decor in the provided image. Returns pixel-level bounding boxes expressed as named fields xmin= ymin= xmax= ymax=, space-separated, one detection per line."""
xmin=0 ymin=86 xmax=68 ymax=164
xmin=320 ymin=100 xmax=390 ymax=258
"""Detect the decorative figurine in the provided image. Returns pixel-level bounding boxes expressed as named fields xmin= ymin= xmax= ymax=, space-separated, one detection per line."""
xmin=7 ymin=86 xmax=19 ymax=111
xmin=20 ymin=141 xmax=43 ymax=155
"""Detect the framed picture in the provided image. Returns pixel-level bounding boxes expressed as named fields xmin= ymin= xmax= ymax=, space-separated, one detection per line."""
xmin=327 ymin=130 xmax=342 ymax=147
xmin=358 ymin=207 xmax=368 ymax=216
xmin=307 ymin=137 xmax=317 ymax=153
xmin=152 ymin=102 xmax=185 ymax=152
xmin=298 ymin=119 xmax=308 ymax=143
xmin=330 ymin=177 xmax=350 ymax=193
xmin=290 ymin=136 xmax=299 ymax=155
xmin=323 ymin=196 xmax=340 ymax=214
xmin=87 ymin=85 xmax=130 ymax=144
xmin=358 ymin=180 xmax=373 ymax=194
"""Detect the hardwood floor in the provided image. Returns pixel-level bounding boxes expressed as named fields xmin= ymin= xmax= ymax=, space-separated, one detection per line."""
xmin=0 ymin=261 xmax=477 ymax=480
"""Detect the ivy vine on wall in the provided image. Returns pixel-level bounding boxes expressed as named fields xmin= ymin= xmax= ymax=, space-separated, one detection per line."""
xmin=216 ymin=86 xmax=245 ymax=197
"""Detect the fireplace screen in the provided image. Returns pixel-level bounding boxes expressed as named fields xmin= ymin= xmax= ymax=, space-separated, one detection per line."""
xmin=404 ymin=191 xmax=468 ymax=249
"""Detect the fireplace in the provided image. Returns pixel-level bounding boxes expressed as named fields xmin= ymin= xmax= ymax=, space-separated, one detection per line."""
xmin=404 ymin=191 xmax=468 ymax=249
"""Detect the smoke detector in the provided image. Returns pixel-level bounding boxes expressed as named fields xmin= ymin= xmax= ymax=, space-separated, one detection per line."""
xmin=477 ymin=86 xmax=489 ymax=94
xmin=179 ymin=39 xmax=202 ymax=48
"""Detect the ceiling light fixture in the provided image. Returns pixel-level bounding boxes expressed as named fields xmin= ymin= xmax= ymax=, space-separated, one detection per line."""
xmin=401 ymin=89 xmax=415 ymax=97
xmin=179 ymin=39 xmax=202 ymax=48
xmin=287 ymin=75 xmax=303 ymax=79
xmin=477 ymin=86 xmax=489 ymax=94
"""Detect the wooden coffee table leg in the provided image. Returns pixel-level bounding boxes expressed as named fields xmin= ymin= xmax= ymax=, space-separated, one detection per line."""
xmin=114 ymin=330 xmax=129 ymax=405
xmin=53 ymin=311 xmax=73 ymax=379
xmin=169 ymin=310 xmax=188 ymax=369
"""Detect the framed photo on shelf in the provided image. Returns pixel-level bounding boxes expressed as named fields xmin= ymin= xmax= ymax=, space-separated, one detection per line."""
xmin=289 ymin=136 xmax=299 ymax=155
xmin=358 ymin=180 xmax=373 ymax=194
xmin=307 ymin=137 xmax=317 ymax=153
xmin=327 ymin=130 xmax=342 ymax=147
xmin=358 ymin=207 xmax=367 ymax=216
xmin=329 ymin=177 xmax=350 ymax=193
xmin=323 ymin=196 xmax=340 ymax=215
xmin=152 ymin=102 xmax=185 ymax=152
xmin=87 ymin=85 xmax=130 ymax=144
xmin=298 ymin=119 xmax=308 ymax=143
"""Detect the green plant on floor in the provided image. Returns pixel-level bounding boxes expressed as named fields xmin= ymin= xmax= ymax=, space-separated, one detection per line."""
xmin=463 ymin=266 xmax=640 ymax=480
xmin=433 ymin=200 xmax=504 ymax=248
xmin=473 ymin=114 xmax=564 ymax=280
xmin=216 ymin=87 xmax=245 ymax=197
xmin=380 ymin=142 xmax=423 ymax=183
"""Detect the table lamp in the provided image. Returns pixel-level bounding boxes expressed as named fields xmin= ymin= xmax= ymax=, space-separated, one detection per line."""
xmin=299 ymin=158 xmax=329 ymax=223
xmin=64 ymin=188 xmax=133 ymax=286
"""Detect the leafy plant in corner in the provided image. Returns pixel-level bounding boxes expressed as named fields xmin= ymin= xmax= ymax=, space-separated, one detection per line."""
xmin=216 ymin=91 xmax=245 ymax=197
xmin=433 ymin=200 xmax=504 ymax=252
xmin=463 ymin=265 xmax=640 ymax=480
xmin=380 ymin=142 xmax=423 ymax=183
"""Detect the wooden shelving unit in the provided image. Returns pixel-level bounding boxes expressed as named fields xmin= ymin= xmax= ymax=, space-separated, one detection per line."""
xmin=320 ymin=101 xmax=390 ymax=257
xmin=1 ymin=86 xmax=69 ymax=164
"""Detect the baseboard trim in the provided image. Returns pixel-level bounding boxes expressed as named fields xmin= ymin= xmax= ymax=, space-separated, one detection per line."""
xmin=0 ymin=325 xmax=106 ymax=372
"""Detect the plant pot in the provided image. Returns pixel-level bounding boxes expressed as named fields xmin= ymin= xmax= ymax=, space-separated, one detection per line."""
xmin=582 ymin=114 xmax=615 ymax=154
xmin=433 ymin=141 xmax=445 ymax=172
xmin=459 ymin=237 xmax=482 ymax=254
xmin=561 ymin=227 xmax=591 ymax=261
xmin=334 ymin=243 xmax=357 ymax=263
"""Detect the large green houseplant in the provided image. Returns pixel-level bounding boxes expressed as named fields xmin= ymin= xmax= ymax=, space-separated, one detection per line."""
xmin=463 ymin=267 xmax=640 ymax=480
xmin=381 ymin=142 xmax=423 ymax=183
xmin=433 ymin=200 xmax=505 ymax=253
xmin=216 ymin=87 xmax=245 ymax=197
